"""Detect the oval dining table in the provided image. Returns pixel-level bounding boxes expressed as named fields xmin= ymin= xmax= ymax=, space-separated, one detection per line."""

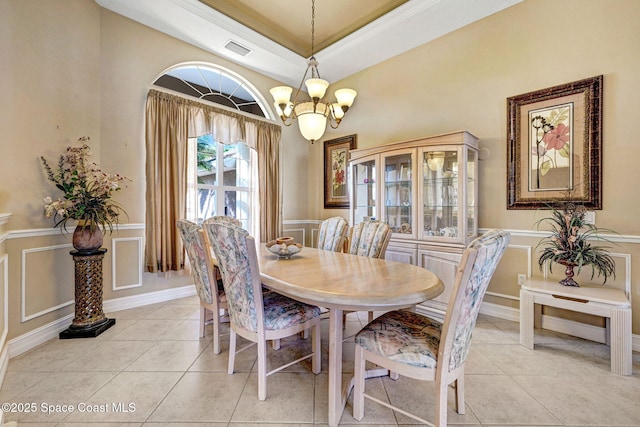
xmin=257 ymin=245 xmax=444 ymax=427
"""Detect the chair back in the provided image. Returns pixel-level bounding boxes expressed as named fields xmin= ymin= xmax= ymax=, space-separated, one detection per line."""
xmin=348 ymin=220 xmax=392 ymax=258
xmin=203 ymin=219 xmax=263 ymax=333
xmin=208 ymin=215 xmax=242 ymax=227
xmin=177 ymin=219 xmax=215 ymax=304
xmin=440 ymin=229 xmax=510 ymax=372
xmin=317 ymin=216 xmax=348 ymax=251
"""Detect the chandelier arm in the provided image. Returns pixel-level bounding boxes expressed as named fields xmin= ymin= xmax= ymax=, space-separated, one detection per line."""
xmin=328 ymin=117 xmax=340 ymax=129
xmin=280 ymin=115 xmax=296 ymax=127
xmin=291 ymin=62 xmax=313 ymax=107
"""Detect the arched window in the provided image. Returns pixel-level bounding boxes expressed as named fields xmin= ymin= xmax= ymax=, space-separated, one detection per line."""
xmin=152 ymin=63 xmax=274 ymax=234
xmin=153 ymin=62 xmax=270 ymax=119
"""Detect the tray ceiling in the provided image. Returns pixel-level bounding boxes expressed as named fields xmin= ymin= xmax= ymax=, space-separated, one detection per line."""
xmin=96 ymin=0 xmax=523 ymax=86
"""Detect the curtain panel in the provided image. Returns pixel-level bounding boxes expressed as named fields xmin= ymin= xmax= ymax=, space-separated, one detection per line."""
xmin=145 ymin=89 xmax=282 ymax=273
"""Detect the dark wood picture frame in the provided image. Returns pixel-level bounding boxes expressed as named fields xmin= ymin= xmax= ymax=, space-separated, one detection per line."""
xmin=324 ymin=134 xmax=357 ymax=209
xmin=507 ymin=75 xmax=603 ymax=210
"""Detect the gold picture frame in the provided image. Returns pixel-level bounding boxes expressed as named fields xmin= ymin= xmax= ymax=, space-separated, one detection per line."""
xmin=324 ymin=134 xmax=356 ymax=209
xmin=507 ymin=75 xmax=603 ymax=210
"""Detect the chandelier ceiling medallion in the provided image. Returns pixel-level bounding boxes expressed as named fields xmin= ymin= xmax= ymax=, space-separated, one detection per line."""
xmin=269 ymin=0 xmax=357 ymax=143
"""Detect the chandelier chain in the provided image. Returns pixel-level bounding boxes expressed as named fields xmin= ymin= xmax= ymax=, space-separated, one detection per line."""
xmin=268 ymin=0 xmax=356 ymax=142
xmin=310 ymin=0 xmax=315 ymax=56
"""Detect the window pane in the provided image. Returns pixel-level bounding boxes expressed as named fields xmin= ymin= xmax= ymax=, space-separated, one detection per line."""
xmin=197 ymin=135 xmax=217 ymax=186
xmin=227 ymin=190 xmax=250 ymax=226
xmin=235 ymin=144 xmax=251 ymax=187
xmin=222 ymin=145 xmax=237 ymax=187
xmin=191 ymin=136 xmax=253 ymax=231
xmin=198 ymin=188 xmax=216 ymax=221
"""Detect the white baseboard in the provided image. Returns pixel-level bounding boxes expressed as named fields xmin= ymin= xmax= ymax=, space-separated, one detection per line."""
xmin=7 ymin=285 xmax=196 ymax=359
xmin=480 ymin=301 xmax=640 ymax=352
xmin=7 ymin=313 xmax=73 ymax=358
xmin=479 ymin=301 xmax=520 ymax=322
xmin=0 ymin=346 xmax=9 ymax=400
xmin=102 ymin=284 xmax=196 ymax=313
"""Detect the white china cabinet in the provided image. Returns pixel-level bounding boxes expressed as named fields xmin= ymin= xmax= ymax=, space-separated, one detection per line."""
xmin=349 ymin=131 xmax=479 ymax=318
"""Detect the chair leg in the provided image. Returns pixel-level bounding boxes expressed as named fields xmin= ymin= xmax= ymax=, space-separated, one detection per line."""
xmin=367 ymin=311 xmax=374 ymax=323
xmin=212 ymin=307 xmax=221 ymax=355
xmin=199 ymin=306 xmax=206 ymax=338
xmin=272 ymin=339 xmax=281 ymax=350
xmin=454 ymin=377 xmax=465 ymax=414
xmin=311 ymin=321 xmax=321 ymax=374
xmin=435 ymin=381 xmax=448 ymax=427
xmin=353 ymin=345 xmax=366 ymax=421
xmin=227 ymin=329 xmax=237 ymax=375
xmin=257 ymin=339 xmax=268 ymax=400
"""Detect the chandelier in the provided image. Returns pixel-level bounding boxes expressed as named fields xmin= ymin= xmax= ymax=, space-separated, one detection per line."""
xmin=269 ymin=0 xmax=357 ymax=143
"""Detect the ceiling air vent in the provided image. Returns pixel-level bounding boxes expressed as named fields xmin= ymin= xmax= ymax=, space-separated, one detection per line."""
xmin=224 ymin=40 xmax=252 ymax=57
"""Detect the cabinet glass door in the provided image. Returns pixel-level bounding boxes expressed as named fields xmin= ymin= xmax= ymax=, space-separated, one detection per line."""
xmin=352 ymin=159 xmax=377 ymax=224
xmin=466 ymin=149 xmax=477 ymax=238
xmin=383 ymin=152 xmax=413 ymax=235
xmin=422 ymin=149 xmax=459 ymax=239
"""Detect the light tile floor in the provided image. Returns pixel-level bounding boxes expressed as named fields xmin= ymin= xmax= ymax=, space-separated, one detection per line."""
xmin=2 ymin=295 xmax=639 ymax=426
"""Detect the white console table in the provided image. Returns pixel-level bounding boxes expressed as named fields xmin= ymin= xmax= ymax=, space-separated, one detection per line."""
xmin=520 ymin=278 xmax=632 ymax=376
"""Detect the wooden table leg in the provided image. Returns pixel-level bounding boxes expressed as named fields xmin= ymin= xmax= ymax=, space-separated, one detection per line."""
xmin=328 ymin=308 xmax=344 ymax=427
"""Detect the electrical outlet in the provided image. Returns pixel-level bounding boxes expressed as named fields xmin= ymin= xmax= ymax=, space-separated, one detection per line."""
xmin=517 ymin=274 xmax=527 ymax=285
xmin=584 ymin=211 xmax=596 ymax=225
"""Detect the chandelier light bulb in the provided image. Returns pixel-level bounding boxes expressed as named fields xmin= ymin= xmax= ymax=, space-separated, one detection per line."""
xmin=269 ymin=86 xmax=293 ymax=106
xmin=335 ymin=88 xmax=357 ymax=108
xmin=305 ymin=78 xmax=329 ymax=100
xmin=427 ymin=152 xmax=445 ymax=171
xmin=295 ymin=102 xmax=329 ymax=142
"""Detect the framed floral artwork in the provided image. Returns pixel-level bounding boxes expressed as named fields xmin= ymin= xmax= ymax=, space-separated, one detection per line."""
xmin=507 ymin=75 xmax=603 ymax=209
xmin=324 ymin=134 xmax=356 ymax=208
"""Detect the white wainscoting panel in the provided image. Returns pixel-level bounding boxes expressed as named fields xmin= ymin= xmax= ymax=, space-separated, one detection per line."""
xmin=21 ymin=244 xmax=74 ymax=322
xmin=485 ymin=243 xmax=532 ymax=302
xmin=281 ymin=227 xmax=305 ymax=247
xmin=112 ymin=237 xmax=143 ymax=291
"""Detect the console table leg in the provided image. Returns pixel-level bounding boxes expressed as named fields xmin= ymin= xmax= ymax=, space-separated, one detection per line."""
xmin=610 ymin=308 xmax=632 ymax=376
xmin=520 ymin=290 xmax=534 ymax=349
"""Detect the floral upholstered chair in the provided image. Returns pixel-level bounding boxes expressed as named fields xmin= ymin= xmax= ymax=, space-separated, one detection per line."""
xmin=202 ymin=218 xmax=322 ymax=401
xmin=206 ymin=215 xmax=242 ymax=228
xmin=317 ymin=216 xmax=348 ymax=252
xmin=352 ymin=229 xmax=510 ymax=426
xmin=346 ymin=220 xmax=393 ymax=322
xmin=177 ymin=219 xmax=229 ymax=354
xmin=347 ymin=220 xmax=392 ymax=258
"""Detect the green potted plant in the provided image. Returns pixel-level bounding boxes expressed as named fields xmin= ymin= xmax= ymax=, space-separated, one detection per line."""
xmin=41 ymin=137 xmax=130 ymax=252
xmin=535 ymin=200 xmax=616 ymax=287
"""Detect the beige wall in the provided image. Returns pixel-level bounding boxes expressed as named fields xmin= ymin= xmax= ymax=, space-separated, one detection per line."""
xmin=0 ymin=0 xmax=308 ymax=345
xmin=313 ymin=0 xmax=640 ymax=333
xmin=318 ymin=0 xmax=640 ymax=234
xmin=1 ymin=0 xmax=639 ymax=351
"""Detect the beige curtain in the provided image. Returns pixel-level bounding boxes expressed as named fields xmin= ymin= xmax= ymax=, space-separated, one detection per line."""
xmin=145 ymin=89 xmax=282 ymax=272
xmin=256 ymin=121 xmax=282 ymax=242
xmin=145 ymin=91 xmax=189 ymax=272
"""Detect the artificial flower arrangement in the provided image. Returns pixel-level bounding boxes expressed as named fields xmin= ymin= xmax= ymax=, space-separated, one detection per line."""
xmin=535 ymin=198 xmax=616 ymax=287
xmin=41 ymin=137 xmax=130 ymax=234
